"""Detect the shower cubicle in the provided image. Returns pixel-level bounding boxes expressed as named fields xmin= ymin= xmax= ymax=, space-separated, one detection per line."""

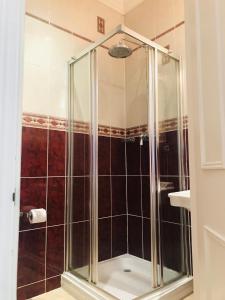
xmin=62 ymin=25 xmax=192 ymax=300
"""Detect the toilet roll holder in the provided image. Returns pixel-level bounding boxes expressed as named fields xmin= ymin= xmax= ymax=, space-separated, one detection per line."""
xmin=20 ymin=208 xmax=47 ymax=224
xmin=20 ymin=211 xmax=32 ymax=219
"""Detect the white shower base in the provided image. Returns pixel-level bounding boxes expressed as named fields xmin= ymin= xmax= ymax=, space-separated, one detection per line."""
xmin=97 ymin=254 xmax=179 ymax=300
xmin=62 ymin=263 xmax=193 ymax=300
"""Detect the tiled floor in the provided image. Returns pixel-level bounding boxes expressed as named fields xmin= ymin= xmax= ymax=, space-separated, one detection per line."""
xmin=32 ymin=288 xmax=76 ymax=300
xmin=32 ymin=288 xmax=194 ymax=300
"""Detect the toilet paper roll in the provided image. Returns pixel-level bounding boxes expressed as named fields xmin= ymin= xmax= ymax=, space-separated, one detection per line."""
xmin=28 ymin=208 xmax=47 ymax=224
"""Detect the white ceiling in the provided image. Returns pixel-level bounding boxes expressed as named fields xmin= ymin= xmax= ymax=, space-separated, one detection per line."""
xmin=98 ymin=0 xmax=145 ymax=15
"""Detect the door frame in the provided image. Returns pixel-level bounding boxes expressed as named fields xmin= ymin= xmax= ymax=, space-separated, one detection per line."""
xmin=0 ymin=0 xmax=25 ymax=299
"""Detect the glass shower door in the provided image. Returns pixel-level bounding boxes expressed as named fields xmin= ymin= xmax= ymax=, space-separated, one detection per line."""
xmin=155 ymin=50 xmax=188 ymax=286
xmin=67 ymin=53 xmax=92 ymax=281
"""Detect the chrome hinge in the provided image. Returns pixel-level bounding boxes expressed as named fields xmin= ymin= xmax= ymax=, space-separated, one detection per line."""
xmin=12 ymin=192 xmax=16 ymax=203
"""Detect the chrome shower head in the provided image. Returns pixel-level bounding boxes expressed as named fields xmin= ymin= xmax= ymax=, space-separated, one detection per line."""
xmin=108 ymin=41 xmax=132 ymax=58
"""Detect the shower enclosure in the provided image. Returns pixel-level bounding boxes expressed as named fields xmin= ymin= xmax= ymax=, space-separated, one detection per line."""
xmin=63 ymin=25 xmax=192 ymax=300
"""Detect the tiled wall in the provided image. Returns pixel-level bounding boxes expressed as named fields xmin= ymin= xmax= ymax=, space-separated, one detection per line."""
xmin=17 ymin=126 xmax=66 ymax=299
xmin=17 ymin=115 xmax=189 ymax=299
xmin=69 ymin=132 xmax=128 ymax=270
xmin=126 ymin=128 xmax=190 ymax=272
xmin=69 ymin=131 xmax=90 ymax=271
xmin=126 ymin=136 xmax=151 ymax=260
xmin=98 ymin=135 xmax=127 ymax=261
xmin=159 ymin=128 xmax=190 ymax=272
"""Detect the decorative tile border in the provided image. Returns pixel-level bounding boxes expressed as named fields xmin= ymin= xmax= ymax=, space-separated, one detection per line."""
xmin=22 ymin=113 xmax=188 ymax=137
xmin=23 ymin=113 xmax=67 ymax=131
xmin=126 ymin=124 xmax=148 ymax=137
xmin=98 ymin=124 xmax=126 ymax=138
xmin=22 ymin=113 xmax=49 ymax=129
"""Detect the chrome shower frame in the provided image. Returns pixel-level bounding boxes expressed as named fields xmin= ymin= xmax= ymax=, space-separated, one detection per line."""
xmin=65 ymin=24 xmax=193 ymax=299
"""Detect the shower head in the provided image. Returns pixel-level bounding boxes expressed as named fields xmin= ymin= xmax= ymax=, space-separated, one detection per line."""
xmin=108 ymin=41 xmax=132 ymax=59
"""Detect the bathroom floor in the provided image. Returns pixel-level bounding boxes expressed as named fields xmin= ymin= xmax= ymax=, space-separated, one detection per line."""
xmin=32 ymin=288 xmax=76 ymax=300
xmin=32 ymin=288 xmax=194 ymax=300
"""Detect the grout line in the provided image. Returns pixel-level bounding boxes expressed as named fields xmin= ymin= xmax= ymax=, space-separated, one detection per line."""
xmin=140 ymin=135 xmax=144 ymax=259
xmin=99 ymin=214 xmax=126 ymax=220
xmin=44 ymin=116 xmax=50 ymax=292
xmin=46 ymin=274 xmax=61 ymax=281
xmin=125 ymin=115 xmax=129 ymax=255
xmin=99 ymin=174 xmax=126 ymax=177
xmin=128 ymin=214 xmax=143 ymax=218
xmin=21 ymin=176 xmax=48 ymax=179
xmin=19 ymin=223 xmax=65 ymax=233
xmin=71 ymin=220 xmax=90 ymax=224
xmin=161 ymin=220 xmax=184 ymax=226
xmin=47 ymin=223 xmax=65 ymax=228
xmin=63 ymin=129 xmax=67 ymax=273
xmin=17 ymin=279 xmax=46 ymax=289
xmin=72 ymin=175 xmax=90 ymax=178
xmin=21 ymin=175 xmax=68 ymax=179
xmin=19 ymin=227 xmax=46 ymax=233
xmin=152 ymin=21 xmax=185 ymax=42
xmin=110 ymin=120 xmax=113 ymax=259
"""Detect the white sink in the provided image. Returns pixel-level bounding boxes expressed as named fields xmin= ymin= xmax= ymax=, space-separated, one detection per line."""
xmin=168 ymin=190 xmax=191 ymax=211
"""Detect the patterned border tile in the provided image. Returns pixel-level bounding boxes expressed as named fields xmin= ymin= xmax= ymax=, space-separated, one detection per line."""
xmin=98 ymin=124 xmax=126 ymax=138
xmin=22 ymin=113 xmax=49 ymax=129
xmin=22 ymin=113 xmax=188 ymax=137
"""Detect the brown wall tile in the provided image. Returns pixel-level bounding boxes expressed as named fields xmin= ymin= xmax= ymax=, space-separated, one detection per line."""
xmin=112 ymin=215 xmax=127 ymax=257
xmin=21 ymin=127 xmax=48 ymax=177
xmin=48 ymin=130 xmax=66 ymax=176
xmin=98 ymin=176 xmax=111 ymax=218
xmin=17 ymin=281 xmax=45 ymax=300
xmin=98 ymin=218 xmax=111 ymax=261
xmin=18 ymin=229 xmax=45 ymax=287
xmin=47 ymin=177 xmax=65 ymax=226
xmin=111 ymin=176 xmax=126 ymax=215
xmin=46 ymin=225 xmax=64 ymax=278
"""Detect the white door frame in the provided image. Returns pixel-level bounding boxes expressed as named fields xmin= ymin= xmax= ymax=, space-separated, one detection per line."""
xmin=0 ymin=0 xmax=25 ymax=299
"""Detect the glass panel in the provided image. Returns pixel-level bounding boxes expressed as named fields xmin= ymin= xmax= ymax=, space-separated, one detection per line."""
xmin=68 ymin=54 xmax=91 ymax=280
xmin=156 ymin=51 xmax=185 ymax=285
xmin=95 ymin=38 xmax=154 ymax=298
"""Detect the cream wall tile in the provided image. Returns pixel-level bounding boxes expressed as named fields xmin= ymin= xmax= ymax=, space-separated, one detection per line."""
xmin=97 ymin=47 xmax=125 ymax=89
xmin=48 ymin=26 xmax=89 ymax=71
xmin=158 ymin=57 xmax=179 ymax=122
xmin=97 ymin=46 xmax=126 ymax=128
xmin=98 ymin=81 xmax=126 ymax=128
xmin=23 ymin=0 xmax=125 ymax=120
xmin=23 ymin=0 xmax=186 ymax=125
xmin=73 ymin=54 xmax=91 ymax=123
xmin=23 ymin=63 xmax=50 ymax=115
xmin=125 ymin=48 xmax=148 ymax=127
xmin=24 ymin=18 xmax=52 ymax=68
